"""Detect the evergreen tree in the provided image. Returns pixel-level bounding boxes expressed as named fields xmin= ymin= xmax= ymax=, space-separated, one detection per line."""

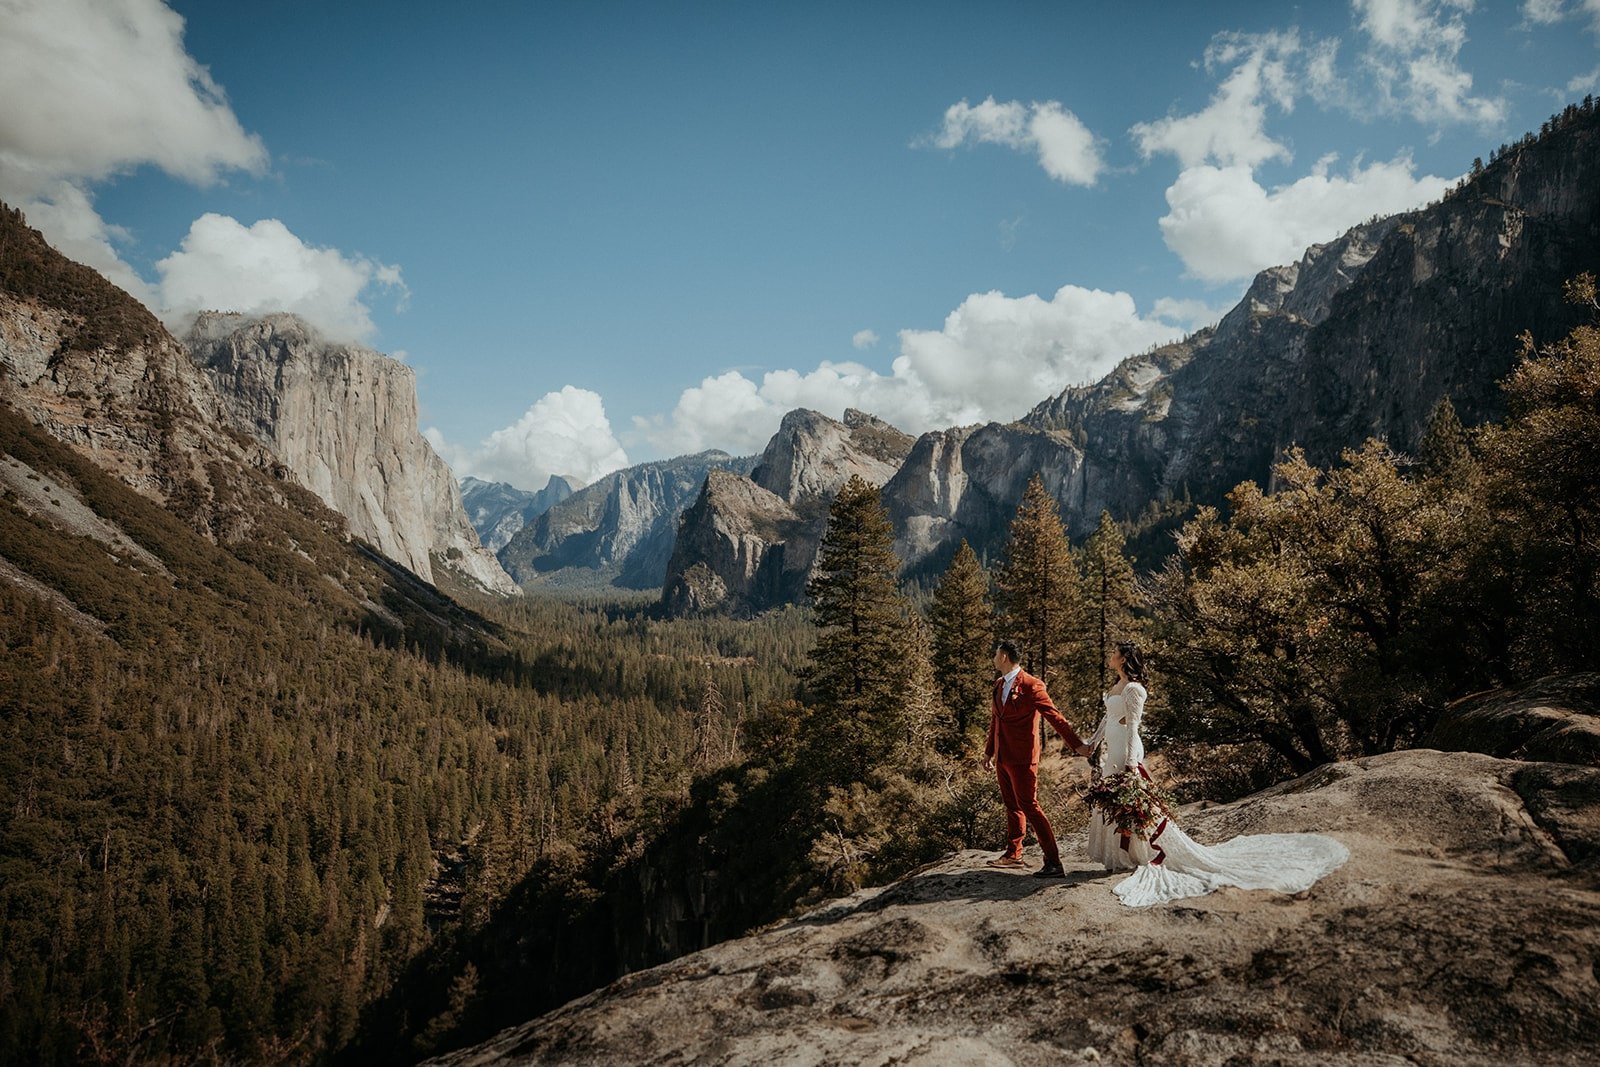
xmin=1081 ymin=510 xmax=1140 ymax=693
xmin=926 ymin=540 xmax=994 ymax=754
xmin=1479 ymin=281 xmax=1600 ymax=665
xmin=993 ymin=474 xmax=1089 ymax=736
xmin=1419 ymin=396 xmax=1472 ymax=480
xmin=803 ymin=476 xmax=915 ymax=780
xmin=690 ymin=674 xmax=728 ymax=772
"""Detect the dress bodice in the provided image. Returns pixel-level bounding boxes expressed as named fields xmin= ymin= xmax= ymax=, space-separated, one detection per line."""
xmin=1091 ymin=683 xmax=1147 ymax=775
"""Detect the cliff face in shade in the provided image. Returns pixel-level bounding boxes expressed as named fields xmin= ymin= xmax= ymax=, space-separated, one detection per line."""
xmin=659 ymin=409 xmax=915 ymax=615
xmin=497 ymin=450 xmax=758 ymax=591
xmin=185 ymin=312 xmax=519 ymax=596
xmin=461 ymin=474 xmax=582 ymax=553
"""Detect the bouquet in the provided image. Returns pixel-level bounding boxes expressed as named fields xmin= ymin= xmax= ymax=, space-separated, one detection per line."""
xmin=1078 ymin=768 xmax=1173 ymax=842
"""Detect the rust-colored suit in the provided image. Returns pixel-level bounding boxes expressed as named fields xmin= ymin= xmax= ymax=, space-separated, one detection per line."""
xmin=985 ymin=668 xmax=1085 ymax=864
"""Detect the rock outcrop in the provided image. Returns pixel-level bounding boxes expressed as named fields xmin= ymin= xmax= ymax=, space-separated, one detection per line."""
xmin=660 ymin=409 xmax=914 ymax=614
xmin=660 ymin=469 xmax=807 ymax=615
xmin=498 ymin=450 xmax=757 ymax=591
xmin=1432 ymin=673 xmax=1600 ymax=767
xmin=0 ymin=204 xmax=271 ymax=521
xmin=186 ymin=312 xmax=519 ymax=596
xmin=461 ymin=474 xmax=581 ymax=553
xmin=428 ymin=746 xmax=1600 ymax=1065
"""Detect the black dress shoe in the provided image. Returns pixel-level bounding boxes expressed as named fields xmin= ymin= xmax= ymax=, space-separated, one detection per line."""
xmin=1032 ymin=861 xmax=1066 ymax=878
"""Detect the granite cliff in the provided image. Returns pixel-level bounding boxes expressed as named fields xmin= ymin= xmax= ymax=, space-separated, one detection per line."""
xmin=661 ymin=408 xmax=914 ymax=614
xmin=461 ymin=474 xmax=582 ymax=553
xmin=498 ymin=450 xmax=757 ymax=591
xmin=186 ymin=312 xmax=519 ymax=596
xmin=0 ymin=205 xmax=272 ymax=525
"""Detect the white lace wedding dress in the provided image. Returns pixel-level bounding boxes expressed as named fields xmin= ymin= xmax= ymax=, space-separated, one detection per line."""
xmin=1085 ymin=683 xmax=1349 ymax=908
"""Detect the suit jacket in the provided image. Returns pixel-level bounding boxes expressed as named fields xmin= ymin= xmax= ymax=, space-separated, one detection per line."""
xmin=985 ymin=668 xmax=1084 ymax=766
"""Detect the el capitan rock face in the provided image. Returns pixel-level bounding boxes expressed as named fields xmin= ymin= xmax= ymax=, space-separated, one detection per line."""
xmin=185 ymin=311 xmax=519 ymax=596
xmin=660 ymin=408 xmax=915 ymax=614
xmin=425 ymin=745 xmax=1600 ymax=1065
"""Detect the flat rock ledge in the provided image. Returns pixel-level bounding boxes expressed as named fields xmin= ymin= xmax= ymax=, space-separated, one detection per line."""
xmin=426 ymin=749 xmax=1600 ymax=1066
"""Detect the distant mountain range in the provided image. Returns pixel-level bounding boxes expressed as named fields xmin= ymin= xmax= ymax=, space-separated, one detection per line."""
xmin=653 ymin=105 xmax=1600 ymax=614
xmin=497 ymin=450 xmax=757 ymax=591
xmin=461 ymin=474 xmax=582 ymax=552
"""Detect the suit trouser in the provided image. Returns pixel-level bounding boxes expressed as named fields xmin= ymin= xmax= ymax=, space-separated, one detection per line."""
xmin=996 ymin=761 xmax=1059 ymax=864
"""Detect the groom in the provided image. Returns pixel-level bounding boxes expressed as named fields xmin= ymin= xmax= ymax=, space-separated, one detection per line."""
xmin=983 ymin=639 xmax=1093 ymax=878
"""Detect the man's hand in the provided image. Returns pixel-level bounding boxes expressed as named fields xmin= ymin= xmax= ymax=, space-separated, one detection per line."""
xmin=1076 ymin=742 xmax=1094 ymax=758
xmin=982 ymin=755 xmax=995 ymax=773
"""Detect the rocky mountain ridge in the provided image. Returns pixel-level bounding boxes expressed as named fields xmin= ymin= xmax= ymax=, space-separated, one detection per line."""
xmin=461 ymin=474 xmax=581 ymax=553
xmin=186 ymin=311 xmax=519 ymax=596
xmin=659 ymin=107 xmax=1600 ymax=608
xmin=498 ymin=449 xmax=758 ymax=591
xmin=660 ymin=408 xmax=915 ymax=614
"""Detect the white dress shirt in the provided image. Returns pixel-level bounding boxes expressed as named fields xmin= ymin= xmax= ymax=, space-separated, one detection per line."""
xmin=1000 ymin=665 xmax=1021 ymax=704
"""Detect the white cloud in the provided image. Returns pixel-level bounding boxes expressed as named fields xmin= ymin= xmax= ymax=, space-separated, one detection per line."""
xmin=929 ymin=96 xmax=1104 ymax=186
xmin=154 ymin=214 xmax=407 ymax=343
xmin=1152 ymin=296 xmax=1231 ymax=331
xmin=0 ymin=0 xmax=268 ymax=294
xmin=1351 ymin=0 xmax=1506 ymax=125
xmin=1522 ymin=0 xmax=1600 ymax=35
xmin=0 ymin=0 xmax=266 ymax=185
xmin=1522 ymin=0 xmax=1567 ymax=24
xmin=1158 ymin=154 xmax=1455 ymax=282
xmin=636 ymin=285 xmax=1183 ymax=455
xmin=426 ymin=387 xmax=629 ymax=491
xmin=851 ymin=329 xmax=880 ymax=350
xmin=1131 ymin=31 xmax=1301 ymax=169
xmin=1567 ymin=66 xmax=1600 ymax=95
xmin=0 ymin=1 xmax=403 ymax=345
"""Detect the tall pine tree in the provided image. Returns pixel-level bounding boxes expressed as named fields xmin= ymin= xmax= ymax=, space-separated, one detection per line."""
xmin=927 ymin=540 xmax=994 ymax=754
xmin=803 ymin=476 xmax=915 ymax=780
xmin=1420 ymin=396 xmax=1472 ymax=481
xmin=1080 ymin=510 xmax=1140 ymax=695
xmin=994 ymin=473 xmax=1090 ymax=736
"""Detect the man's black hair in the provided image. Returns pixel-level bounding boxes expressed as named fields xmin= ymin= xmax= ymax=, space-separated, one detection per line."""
xmin=993 ymin=639 xmax=1022 ymax=664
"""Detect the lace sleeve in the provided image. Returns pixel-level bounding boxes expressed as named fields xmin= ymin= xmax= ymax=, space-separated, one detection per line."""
xmin=1122 ymin=683 xmax=1146 ymax=768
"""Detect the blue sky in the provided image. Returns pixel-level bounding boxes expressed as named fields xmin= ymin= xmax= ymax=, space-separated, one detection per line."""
xmin=3 ymin=1 xmax=1597 ymax=489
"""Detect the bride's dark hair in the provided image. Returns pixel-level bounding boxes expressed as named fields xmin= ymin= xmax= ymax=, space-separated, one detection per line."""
xmin=1117 ymin=640 xmax=1149 ymax=684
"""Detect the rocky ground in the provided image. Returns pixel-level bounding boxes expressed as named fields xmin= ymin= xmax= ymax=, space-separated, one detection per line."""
xmin=427 ymin=742 xmax=1600 ymax=1067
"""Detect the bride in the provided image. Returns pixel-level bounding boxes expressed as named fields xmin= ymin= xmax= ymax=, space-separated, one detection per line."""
xmin=1085 ymin=641 xmax=1349 ymax=908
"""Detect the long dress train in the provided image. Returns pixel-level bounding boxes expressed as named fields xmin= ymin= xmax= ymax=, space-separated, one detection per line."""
xmin=1084 ymin=683 xmax=1349 ymax=908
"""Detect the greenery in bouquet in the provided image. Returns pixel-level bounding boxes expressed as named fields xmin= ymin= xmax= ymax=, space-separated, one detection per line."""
xmin=1079 ymin=768 xmax=1174 ymax=841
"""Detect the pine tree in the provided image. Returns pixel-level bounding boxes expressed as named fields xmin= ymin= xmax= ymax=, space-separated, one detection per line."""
xmin=1419 ymin=396 xmax=1472 ymax=481
xmin=926 ymin=540 xmax=994 ymax=754
xmin=1081 ymin=510 xmax=1140 ymax=695
xmin=690 ymin=674 xmax=727 ymax=772
xmin=803 ymin=476 xmax=914 ymax=780
xmin=993 ymin=474 xmax=1089 ymax=738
